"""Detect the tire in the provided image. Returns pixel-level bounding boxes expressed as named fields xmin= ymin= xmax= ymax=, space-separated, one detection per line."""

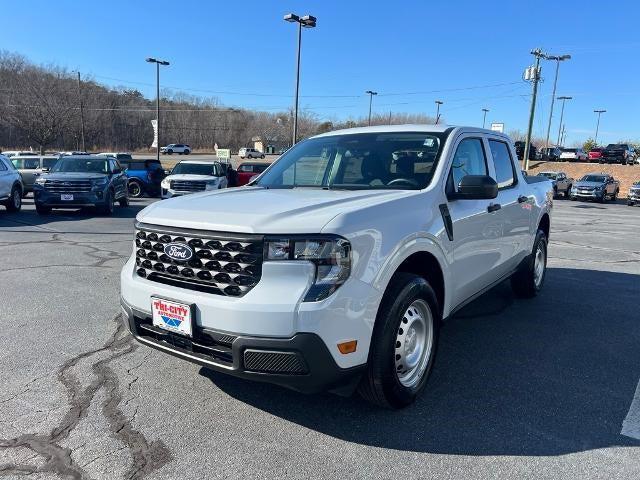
xmin=5 ymin=185 xmax=22 ymax=212
xmin=553 ymin=186 xmax=558 ymax=198
xmin=35 ymin=204 xmax=51 ymax=215
xmin=261 ymin=154 xmax=265 ymax=159
xmin=167 ymin=149 xmax=173 ymax=155
xmin=511 ymin=230 xmax=547 ymax=298
xmin=358 ymin=272 xmax=440 ymax=409
xmin=628 ymin=201 xmax=635 ymax=206
xmin=599 ymin=193 xmax=606 ymax=203
xmin=564 ymin=186 xmax=572 ymax=199
xmin=184 ymin=150 xmax=190 ymax=155
xmin=98 ymin=190 xmax=114 ymax=215
xmin=118 ymin=194 xmax=130 ymax=207
xmin=128 ymin=180 xmax=144 ymax=198
xmin=247 ymin=154 xmax=252 ymax=159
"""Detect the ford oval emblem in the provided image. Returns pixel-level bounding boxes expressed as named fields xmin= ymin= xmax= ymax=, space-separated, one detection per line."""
xmin=164 ymin=242 xmax=193 ymax=261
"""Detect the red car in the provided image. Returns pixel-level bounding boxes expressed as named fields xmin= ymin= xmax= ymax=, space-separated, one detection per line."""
xmin=588 ymin=147 xmax=604 ymax=162
xmin=237 ymin=162 xmax=270 ymax=186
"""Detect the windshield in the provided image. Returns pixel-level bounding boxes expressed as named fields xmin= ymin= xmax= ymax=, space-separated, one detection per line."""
xmin=606 ymin=144 xmax=623 ymax=149
xmin=562 ymin=148 xmax=577 ymax=153
xmin=538 ymin=172 xmax=557 ymax=179
xmin=171 ymin=162 xmax=220 ymax=176
xmin=580 ymin=175 xmax=606 ymax=182
xmin=51 ymin=158 xmax=109 ymax=173
xmin=255 ymin=132 xmax=447 ymax=190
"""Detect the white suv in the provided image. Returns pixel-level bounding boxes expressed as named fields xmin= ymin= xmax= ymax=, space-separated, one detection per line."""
xmin=239 ymin=147 xmax=265 ymax=159
xmin=0 ymin=154 xmax=23 ymax=211
xmin=161 ymin=144 xmax=191 ymax=155
xmin=121 ymin=125 xmax=553 ymax=408
xmin=160 ymin=160 xmax=228 ymax=198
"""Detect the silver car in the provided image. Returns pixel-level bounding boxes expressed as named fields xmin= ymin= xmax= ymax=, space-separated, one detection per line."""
xmin=11 ymin=155 xmax=60 ymax=194
xmin=0 ymin=154 xmax=24 ymax=211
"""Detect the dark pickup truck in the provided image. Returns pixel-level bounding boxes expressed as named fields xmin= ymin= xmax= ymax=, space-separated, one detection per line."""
xmin=515 ymin=141 xmax=538 ymax=161
xmin=602 ymin=144 xmax=636 ymax=165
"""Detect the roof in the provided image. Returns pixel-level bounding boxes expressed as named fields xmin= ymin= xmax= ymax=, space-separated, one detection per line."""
xmin=176 ymin=159 xmax=221 ymax=164
xmin=310 ymin=123 xmax=509 ymax=140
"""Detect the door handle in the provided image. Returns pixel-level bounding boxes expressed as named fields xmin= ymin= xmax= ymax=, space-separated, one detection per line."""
xmin=517 ymin=195 xmax=528 ymax=203
xmin=487 ymin=203 xmax=501 ymax=213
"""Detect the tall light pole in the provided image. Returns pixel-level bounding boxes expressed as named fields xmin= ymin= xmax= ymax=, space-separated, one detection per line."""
xmin=365 ymin=90 xmax=378 ymax=126
xmin=146 ymin=57 xmax=170 ymax=163
xmin=284 ymin=13 xmax=316 ymax=146
xmin=482 ymin=108 xmax=489 ymax=128
xmin=556 ymin=96 xmax=572 ymax=146
xmin=73 ymin=71 xmax=86 ymax=152
xmin=523 ymin=48 xmax=546 ymax=171
xmin=544 ymin=54 xmax=571 ymax=150
xmin=594 ymin=109 xmax=606 ymax=145
xmin=434 ymin=100 xmax=443 ymax=124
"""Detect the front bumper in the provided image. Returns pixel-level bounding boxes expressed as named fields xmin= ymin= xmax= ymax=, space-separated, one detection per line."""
xmin=572 ymin=190 xmax=603 ymax=199
xmin=33 ymin=188 xmax=107 ymax=207
xmin=121 ymin=297 xmax=365 ymax=394
xmin=628 ymin=191 xmax=640 ymax=201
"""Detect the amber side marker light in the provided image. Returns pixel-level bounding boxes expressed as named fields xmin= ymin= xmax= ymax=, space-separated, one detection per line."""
xmin=337 ymin=340 xmax=357 ymax=354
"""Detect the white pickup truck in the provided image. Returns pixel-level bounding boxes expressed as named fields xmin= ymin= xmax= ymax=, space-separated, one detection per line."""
xmin=121 ymin=125 xmax=553 ymax=408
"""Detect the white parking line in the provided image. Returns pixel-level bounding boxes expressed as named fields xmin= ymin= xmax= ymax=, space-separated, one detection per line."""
xmin=622 ymin=378 xmax=640 ymax=440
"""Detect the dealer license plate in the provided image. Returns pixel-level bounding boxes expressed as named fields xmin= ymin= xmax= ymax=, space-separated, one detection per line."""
xmin=151 ymin=297 xmax=193 ymax=337
xmin=61 ymin=194 xmax=74 ymax=201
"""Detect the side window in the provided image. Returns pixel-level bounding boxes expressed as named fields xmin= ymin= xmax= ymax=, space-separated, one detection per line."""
xmin=488 ymin=140 xmax=516 ymax=189
xmin=0 ymin=159 xmax=7 ymax=171
xmin=11 ymin=159 xmax=22 ymax=169
xmin=24 ymin=158 xmax=40 ymax=170
xmin=449 ymin=138 xmax=488 ymax=189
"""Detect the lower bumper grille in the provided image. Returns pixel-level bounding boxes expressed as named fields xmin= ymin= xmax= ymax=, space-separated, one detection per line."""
xmin=244 ymin=350 xmax=308 ymax=374
xmin=169 ymin=180 xmax=206 ymax=192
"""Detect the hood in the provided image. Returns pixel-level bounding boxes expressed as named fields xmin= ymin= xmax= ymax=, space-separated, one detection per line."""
xmin=574 ymin=181 xmax=605 ymax=188
xmin=41 ymin=172 xmax=109 ymax=181
xmin=165 ymin=174 xmax=221 ymax=182
xmin=138 ymin=187 xmax=409 ymax=233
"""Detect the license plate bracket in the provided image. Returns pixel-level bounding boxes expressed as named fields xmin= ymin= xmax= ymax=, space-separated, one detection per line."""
xmin=151 ymin=297 xmax=194 ymax=337
xmin=61 ymin=194 xmax=74 ymax=201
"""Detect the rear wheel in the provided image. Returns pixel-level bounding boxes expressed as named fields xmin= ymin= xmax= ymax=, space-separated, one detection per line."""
xmin=247 ymin=154 xmax=253 ymax=159
xmin=564 ymin=185 xmax=572 ymax=199
xmin=511 ymin=230 xmax=547 ymax=298
xmin=358 ymin=273 xmax=439 ymax=409
xmin=5 ymin=185 xmax=22 ymax=212
xmin=167 ymin=149 xmax=173 ymax=155
xmin=128 ymin=180 xmax=143 ymax=198
xmin=184 ymin=149 xmax=190 ymax=155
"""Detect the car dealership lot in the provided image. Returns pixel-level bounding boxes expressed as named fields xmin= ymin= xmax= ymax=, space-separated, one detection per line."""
xmin=0 ymin=199 xmax=639 ymax=479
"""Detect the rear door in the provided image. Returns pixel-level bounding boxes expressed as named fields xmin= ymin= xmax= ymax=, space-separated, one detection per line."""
xmin=20 ymin=157 xmax=41 ymax=188
xmin=0 ymin=157 xmax=11 ymax=198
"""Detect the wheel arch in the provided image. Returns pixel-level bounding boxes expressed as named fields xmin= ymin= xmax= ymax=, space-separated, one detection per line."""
xmin=538 ymin=212 xmax=550 ymax=239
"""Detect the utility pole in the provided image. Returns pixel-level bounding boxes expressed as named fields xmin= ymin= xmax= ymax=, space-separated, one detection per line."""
xmin=388 ymin=110 xmax=392 ymax=125
xmin=556 ymin=96 xmax=572 ymax=146
xmin=523 ymin=48 xmax=546 ymax=171
xmin=594 ymin=109 xmax=606 ymax=145
xmin=146 ymin=58 xmax=170 ymax=163
xmin=482 ymin=108 xmax=489 ymax=128
xmin=75 ymin=71 xmax=86 ymax=152
xmin=560 ymin=124 xmax=566 ymax=146
xmin=365 ymin=90 xmax=378 ymax=126
xmin=435 ymin=100 xmax=443 ymax=124
xmin=543 ymin=54 xmax=571 ymax=151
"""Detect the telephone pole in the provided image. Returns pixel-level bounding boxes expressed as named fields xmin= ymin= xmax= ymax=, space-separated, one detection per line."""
xmin=74 ymin=71 xmax=86 ymax=152
xmin=482 ymin=108 xmax=489 ymax=128
xmin=435 ymin=100 xmax=443 ymax=124
xmin=594 ymin=109 xmax=606 ymax=145
xmin=365 ymin=90 xmax=377 ymax=126
xmin=543 ymin=54 xmax=571 ymax=150
xmin=556 ymin=96 xmax=572 ymax=146
xmin=523 ymin=48 xmax=546 ymax=171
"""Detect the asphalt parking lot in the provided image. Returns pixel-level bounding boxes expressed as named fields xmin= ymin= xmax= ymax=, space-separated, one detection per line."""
xmin=1 ymin=197 xmax=639 ymax=479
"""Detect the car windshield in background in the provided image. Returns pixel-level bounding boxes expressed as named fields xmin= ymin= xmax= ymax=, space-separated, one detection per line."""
xmin=605 ymin=144 xmax=621 ymax=149
xmin=172 ymin=163 xmax=220 ymax=176
xmin=581 ymin=175 xmax=606 ymax=182
xmin=51 ymin=158 xmax=109 ymax=173
xmin=255 ymin=132 xmax=446 ymax=190
xmin=562 ymin=148 xmax=577 ymax=153
xmin=538 ymin=172 xmax=557 ymax=179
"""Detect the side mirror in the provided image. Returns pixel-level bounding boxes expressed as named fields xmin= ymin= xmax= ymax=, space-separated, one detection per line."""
xmin=451 ymin=175 xmax=498 ymax=200
xmin=41 ymin=166 xmax=50 ymax=173
xmin=164 ymin=169 xmax=172 ymax=175
xmin=112 ymin=168 xmax=122 ymax=174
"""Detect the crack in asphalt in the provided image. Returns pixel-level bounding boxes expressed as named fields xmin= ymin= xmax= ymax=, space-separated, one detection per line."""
xmin=0 ymin=315 xmax=172 ymax=479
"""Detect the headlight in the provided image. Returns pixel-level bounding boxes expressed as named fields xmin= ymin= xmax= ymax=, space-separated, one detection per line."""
xmin=205 ymin=179 xmax=219 ymax=190
xmin=161 ymin=179 xmax=170 ymax=188
xmin=92 ymin=177 xmax=108 ymax=186
xmin=265 ymin=236 xmax=351 ymax=302
xmin=35 ymin=177 xmax=46 ymax=185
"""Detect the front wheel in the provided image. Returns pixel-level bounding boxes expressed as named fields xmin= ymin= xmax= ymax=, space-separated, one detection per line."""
xmin=511 ymin=230 xmax=547 ymax=298
xmin=98 ymin=190 xmax=115 ymax=215
xmin=128 ymin=180 xmax=143 ymax=198
xmin=5 ymin=185 xmax=22 ymax=212
xmin=358 ymin=273 xmax=440 ymax=409
xmin=564 ymin=186 xmax=572 ymax=199
xmin=118 ymin=194 xmax=130 ymax=207
xmin=184 ymin=150 xmax=190 ymax=155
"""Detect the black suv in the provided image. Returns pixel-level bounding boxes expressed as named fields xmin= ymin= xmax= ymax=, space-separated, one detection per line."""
xmin=602 ymin=144 xmax=636 ymax=165
xmin=541 ymin=146 xmax=562 ymax=161
xmin=33 ymin=155 xmax=129 ymax=215
xmin=514 ymin=141 xmax=538 ymax=161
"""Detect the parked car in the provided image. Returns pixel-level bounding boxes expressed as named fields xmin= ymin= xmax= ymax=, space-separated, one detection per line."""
xmin=514 ymin=141 xmax=537 ymax=161
xmin=570 ymin=173 xmax=619 ymax=202
xmin=536 ymin=171 xmax=573 ymax=198
xmin=11 ymin=155 xmax=60 ymax=194
xmin=160 ymin=160 xmax=227 ymax=198
xmin=588 ymin=147 xmax=605 ymax=162
xmin=33 ymin=155 xmax=129 ymax=215
xmin=0 ymin=154 xmax=23 ymax=211
xmin=602 ymin=143 xmax=635 ymax=165
xmin=236 ymin=162 xmax=270 ymax=186
xmin=541 ymin=147 xmax=562 ymax=161
xmin=161 ymin=144 xmax=191 ymax=155
xmin=97 ymin=152 xmax=133 ymax=162
xmin=121 ymin=124 xmax=553 ymax=409
xmin=238 ymin=147 xmax=265 ymax=159
xmin=559 ymin=147 xmax=588 ymax=162
xmin=628 ymin=181 xmax=640 ymax=206
xmin=117 ymin=158 xmax=165 ymax=198
xmin=2 ymin=150 xmax=38 ymax=158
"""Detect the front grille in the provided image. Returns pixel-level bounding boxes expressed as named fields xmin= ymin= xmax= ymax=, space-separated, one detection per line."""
xmin=244 ymin=350 xmax=308 ymax=374
xmin=44 ymin=180 xmax=92 ymax=193
xmin=169 ymin=180 xmax=206 ymax=192
xmin=135 ymin=222 xmax=263 ymax=297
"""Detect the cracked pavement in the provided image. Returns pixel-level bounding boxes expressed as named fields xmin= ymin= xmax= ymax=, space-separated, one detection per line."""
xmin=0 ymin=197 xmax=638 ymax=480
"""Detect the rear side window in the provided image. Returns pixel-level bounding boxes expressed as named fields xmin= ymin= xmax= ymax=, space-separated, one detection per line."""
xmin=239 ymin=165 xmax=253 ymax=172
xmin=488 ymin=140 xmax=516 ymax=189
xmin=0 ymin=158 xmax=7 ymax=171
xmin=145 ymin=160 xmax=162 ymax=169
xmin=23 ymin=158 xmax=40 ymax=169
xmin=449 ymin=138 xmax=488 ymax=189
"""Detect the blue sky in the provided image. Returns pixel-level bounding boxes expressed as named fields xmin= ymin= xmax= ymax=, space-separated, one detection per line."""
xmin=4 ymin=0 xmax=640 ymax=145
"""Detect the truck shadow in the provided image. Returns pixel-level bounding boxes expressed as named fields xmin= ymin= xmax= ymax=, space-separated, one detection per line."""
xmin=201 ymin=267 xmax=640 ymax=456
